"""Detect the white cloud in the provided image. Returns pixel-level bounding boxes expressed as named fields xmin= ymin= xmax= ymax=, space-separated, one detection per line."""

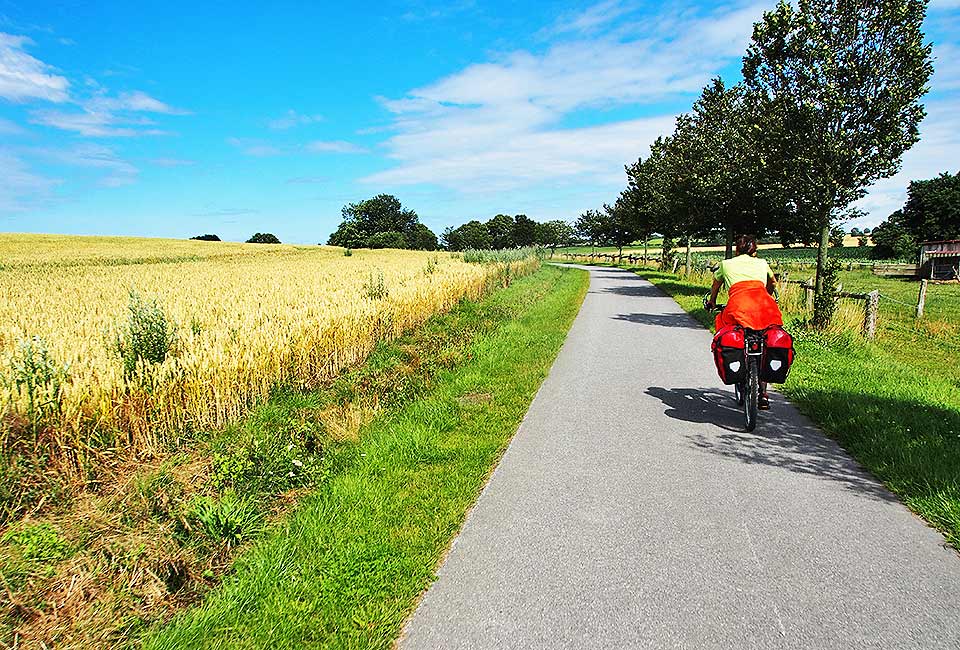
xmin=86 ymin=90 xmax=189 ymax=115
xmin=0 ymin=32 xmax=69 ymax=102
xmin=227 ymin=137 xmax=367 ymax=156
xmin=268 ymin=110 xmax=324 ymax=130
xmin=306 ymin=140 xmax=367 ymax=154
xmin=853 ymin=98 xmax=960 ymax=226
xmin=30 ymin=90 xmax=186 ymax=136
xmin=0 ymin=149 xmax=61 ymax=213
xmin=226 ymin=137 xmax=283 ymax=157
xmin=366 ymin=115 xmax=674 ymax=190
xmin=0 ymin=117 xmax=25 ymax=134
xmin=151 ymin=157 xmax=196 ymax=167
xmin=541 ymin=0 xmax=635 ymax=37
xmin=39 ymin=142 xmax=139 ymax=187
xmin=366 ymin=2 xmax=766 ymax=191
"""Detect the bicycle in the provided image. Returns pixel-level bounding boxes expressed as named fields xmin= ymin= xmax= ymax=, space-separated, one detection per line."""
xmin=704 ymin=298 xmax=763 ymax=432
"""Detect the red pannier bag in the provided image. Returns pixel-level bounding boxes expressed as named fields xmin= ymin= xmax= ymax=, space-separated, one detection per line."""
xmin=711 ymin=325 xmax=746 ymax=385
xmin=761 ymin=325 xmax=795 ymax=384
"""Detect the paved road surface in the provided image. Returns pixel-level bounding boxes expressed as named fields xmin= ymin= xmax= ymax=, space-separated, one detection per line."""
xmin=400 ymin=266 xmax=960 ymax=649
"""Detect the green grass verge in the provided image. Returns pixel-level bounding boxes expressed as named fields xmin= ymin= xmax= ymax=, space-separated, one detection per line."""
xmin=142 ymin=265 xmax=589 ymax=649
xmin=626 ymin=267 xmax=960 ymax=550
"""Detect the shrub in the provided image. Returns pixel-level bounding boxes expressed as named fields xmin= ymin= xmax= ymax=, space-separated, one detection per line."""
xmin=246 ymin=233 xmax=281 ymax=244
xmin=114 ymin=290 xmax=177 ymax=379
xmin=343 ymin=248 xmax=353 ymax=257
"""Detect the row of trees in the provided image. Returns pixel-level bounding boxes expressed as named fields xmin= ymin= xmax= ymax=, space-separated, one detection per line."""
xmin=871 ymin=171 xmax=960 ymax=259
xmin=190 ymin=233 xmax=282 ymax=243
xmin=441 ymin=215 xmax=575 ymax=253
xmin=582 ymin=0 xmax=932 ymax=327
xmin=325 ymin=196 xmax=582 ymax=254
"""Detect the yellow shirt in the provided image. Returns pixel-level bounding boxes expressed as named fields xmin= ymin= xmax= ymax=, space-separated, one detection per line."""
xmin=714 ymin=254 xmax=774 ymax=291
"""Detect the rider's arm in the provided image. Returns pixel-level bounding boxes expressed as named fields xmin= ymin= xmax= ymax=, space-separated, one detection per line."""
xmin=765 ymin=261 xmax=777 ymax=296
xmin=707 ymin=278 xmax=722 ymax=309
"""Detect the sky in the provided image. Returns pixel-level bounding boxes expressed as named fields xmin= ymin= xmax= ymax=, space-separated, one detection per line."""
xmin=0 ymin=0 xmax=958 ymax=244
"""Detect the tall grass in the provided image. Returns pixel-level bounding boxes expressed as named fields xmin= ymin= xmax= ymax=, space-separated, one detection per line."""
xmin=461 ymin=247 xmax=543 ymax=264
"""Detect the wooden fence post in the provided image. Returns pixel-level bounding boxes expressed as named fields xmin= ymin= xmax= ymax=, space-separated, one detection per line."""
xmin=805 ymin=278 xmax=814 ymax=313
xmin=916 ymin=279 xmax=927 ymax=318
xmin=864 ymin=290 xmax=879 ymax=339
xmin=672 ymin=257 xmax=681 ymax=274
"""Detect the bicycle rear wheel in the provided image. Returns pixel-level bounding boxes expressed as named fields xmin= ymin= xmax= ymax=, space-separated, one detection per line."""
xmin=743 ymin=357 xmax=758 ymax=432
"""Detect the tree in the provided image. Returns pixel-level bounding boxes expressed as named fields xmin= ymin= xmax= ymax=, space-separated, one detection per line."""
xmin=405 ymin=223 xmax=439 ymax=250
xmin=441 ymin=226 xmax=459 ymax=251
xmin=623 ymin=157 xmax=662 ymax=264
xmin=602 ymin=197 xmax=639 ymax=258
xmin=680 ymin=79 xmax=777 ymax=259
xmin=743 ymin=0 xmax=933 ymax=327
xmin=870 ymin=210 xmax=917 ymax=259
xmin=247 ymin=233 xmax=280 ymax=244
xmin=327 ymin=221 xmax=365 ymax=248
xmin=575 ymin=210 xmax=607 ymax=250
xmin=536 ymin=220 xmax=575 ymax=256
xmin=327 ymin=194 xmax=423 ymax=249
xmin=190 ymin=234 xmax=220 ymax=241
xmin=829 ymin=226 xmax=846 ymax=248
xmin=850 ymin=227 xmax=863 ymax=237
xmin=899 ymin=171 xmax=960 ymax=243
xmin=365 ymin=231 xmax=407 ymax=249
xmin=444 ymin=219 xmax=491 ymax=251
xmin=512 ymin=215 xmax=538 ymax=247
xmin=486 ymin=214 xmax=516 ymax=249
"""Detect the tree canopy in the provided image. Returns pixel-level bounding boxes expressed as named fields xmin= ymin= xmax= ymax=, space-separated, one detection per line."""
xmin=246 ymin=233 xmax=280 ymax=244
xmin=742 ymin=0 xmax=932 ymax=324
xmin=327 ymin=194 xmax=437 ymax=250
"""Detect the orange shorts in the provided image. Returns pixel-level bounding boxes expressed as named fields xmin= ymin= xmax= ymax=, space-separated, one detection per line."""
xmin=715 ymin=280 xmax=783 ymax=331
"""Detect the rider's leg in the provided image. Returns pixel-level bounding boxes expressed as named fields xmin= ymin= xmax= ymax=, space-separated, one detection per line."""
xmin=758 ymin=381 xmax=770 ymax=410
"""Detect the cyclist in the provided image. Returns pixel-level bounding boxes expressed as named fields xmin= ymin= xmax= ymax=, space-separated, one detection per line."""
xmin=705 ymin=234 xmax=783 ymax=410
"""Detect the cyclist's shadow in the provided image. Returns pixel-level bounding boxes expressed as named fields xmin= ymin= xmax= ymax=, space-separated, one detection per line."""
xmin=645 ymin=386 xmax=745 ymax=432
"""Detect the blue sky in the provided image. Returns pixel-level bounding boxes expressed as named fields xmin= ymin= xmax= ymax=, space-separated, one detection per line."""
xmin=1 ymin=0 xmax=958 ymax=244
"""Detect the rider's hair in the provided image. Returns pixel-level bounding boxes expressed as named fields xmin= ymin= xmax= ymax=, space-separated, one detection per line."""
xmin=735 ymin=234 xmax=758 ymax=256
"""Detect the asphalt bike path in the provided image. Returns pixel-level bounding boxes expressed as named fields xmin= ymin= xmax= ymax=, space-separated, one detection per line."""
xmin=400 ymin=265 xmax=960 ymax=649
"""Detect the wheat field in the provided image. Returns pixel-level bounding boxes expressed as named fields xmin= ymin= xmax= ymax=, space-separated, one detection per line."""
xmin=0 ymin=234 xmax=536 ymax=459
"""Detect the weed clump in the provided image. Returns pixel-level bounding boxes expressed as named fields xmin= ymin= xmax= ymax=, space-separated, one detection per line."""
xmin=114 ymin=290 xmax=177 ymax=378
xmin=363 ymin=271 xmax=389 ymax=300
xmin=186 ymin=491 xmax=262 ymax=546
xmin=2 ymin=522 xmax=71 ymax=563
xmin=3 ymin=336 xmax=68 ymax=433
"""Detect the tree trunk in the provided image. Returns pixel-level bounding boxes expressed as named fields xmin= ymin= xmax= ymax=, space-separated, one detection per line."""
xmin=814 ymin=223 xmax=830 ymax=297
xmin=685 ymin=237 xmax=692 ymax=276
xmin=724 ymin=226 xmax=733 ymax=259
xmin=643 ymin=236 xmax=648 ymax=267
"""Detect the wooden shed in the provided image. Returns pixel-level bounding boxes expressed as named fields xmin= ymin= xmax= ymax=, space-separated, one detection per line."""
xmin=920 ymin=240 xmax=960 ymax=280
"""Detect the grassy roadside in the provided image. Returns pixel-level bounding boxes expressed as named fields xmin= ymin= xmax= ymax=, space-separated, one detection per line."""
xmin=141 ymin=265 xmax=588 ymax=649
xmin=614 ymin=265 xmax=960 ymax=550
